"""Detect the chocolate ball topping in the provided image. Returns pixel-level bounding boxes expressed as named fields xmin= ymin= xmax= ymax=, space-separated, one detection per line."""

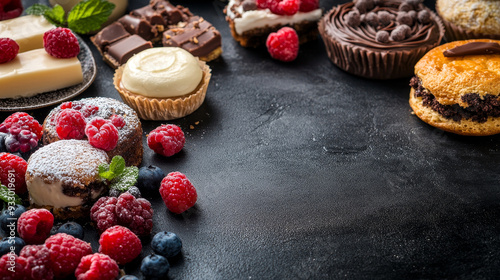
xmin=354 ymin=0 xmax=375 ymax=14
xmin=398 ymin=2 xmax=412 ymax=12
xmin=365 ymin=12 xmax=379 ymax=27
xmin=375 ymin=30 xmax=390 ymax=43
xmin=346 ymin=10 xmax=361 ymax=27
xmin=408 ymin=10 xmax=417 ymax=20
xmin=406 ymin=0 xmax=423 ymax=9
xmin=390 ymin=24 xmax=410 ymax=41
xmin=417 ymin=10 xmax=431 ymax=24
xmin=397 ymin=11 xmax=414 ymax=26
xmin=377 ymin=11 xmax=393 ymax=26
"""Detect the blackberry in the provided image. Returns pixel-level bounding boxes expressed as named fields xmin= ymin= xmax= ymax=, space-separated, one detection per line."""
xmin=109 ymin=188 xmax=122 ymax=197
xmin=127 ymin=186 xmax=141 ymax=198
xmin=0 ymin=132 xmax=7 ymax=153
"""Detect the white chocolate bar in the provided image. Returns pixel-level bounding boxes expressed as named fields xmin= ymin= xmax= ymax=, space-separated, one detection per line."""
xmin=0 ymin=49 xmax=83 ymax=99
xmin=0 ymin=15 xmax=55 ymax=52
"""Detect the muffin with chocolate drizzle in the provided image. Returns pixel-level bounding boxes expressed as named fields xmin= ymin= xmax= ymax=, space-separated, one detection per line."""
xmin=319 ymin=0 xmax=444 ymax=79
xmin=409 ymin=39 xmax=500 ymax=136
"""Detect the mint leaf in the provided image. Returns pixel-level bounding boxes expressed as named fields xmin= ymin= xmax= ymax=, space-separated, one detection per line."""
xmin=67 ymin=0 xmax=115 ymax=34
xmin=25 ymin=4 xmax=51 ymax=16
xmin=109 ymin=155 xmax=125 ymax=176
xmin=98 ymin=163 xmax=116 ymax=181
xmin=109 ymin=166 xmax=139 ymax=191
xmin=45 ymin=5 xmax=66 ymax=26
xmin=0 ymin=184 xmax=22 ymax=205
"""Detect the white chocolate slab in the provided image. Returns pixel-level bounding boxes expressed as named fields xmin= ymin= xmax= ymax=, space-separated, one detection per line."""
xmin=0 ymin=49 xmax=83 ymax=99
xmin=0 ymin=15 xmax=55 ymax=52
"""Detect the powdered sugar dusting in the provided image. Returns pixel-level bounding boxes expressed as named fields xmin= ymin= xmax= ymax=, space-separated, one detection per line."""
xmin=27 ymin=140 xmax=109 ymax=187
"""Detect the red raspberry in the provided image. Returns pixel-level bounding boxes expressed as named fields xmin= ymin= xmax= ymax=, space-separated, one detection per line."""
xmin=266 ymin=27 xmax=299 ymax=62
xmin=85 ymin=117 xmax=119 ymax=151
xmin=0 ymin=153 xmax=28 ymax=194
xmin=80 ymin=104 xmax=99 ymax=118
xmin=60 ymin=101 xmax=73 ymax=110
xmin=20 ymin=245 xmax=54 ymax=280
xmin=90 ymin=196 xmax=118 ymax=233
xmin=0 ymin=253 xmax=28 ymax=280
xmin=268 ymin=0 xmax=299 ymax=15
xmin=98 ymin=226 xmax=142 ymax=265
xmin=159 ymin=172 xmax=197 ymax=214
xmin=299 ymin=0 xmax=319 ymax=12
xmin=0 ymin=112 xmax=43 ymax=140
xmin=91 ymin=193 xmax=153 ymax=236
xmin=147 ymin=124 xmax=185 ymax=157
xmin=110 ymin=114 xmax=125 ymax=129
xmin=0 ymin=0 xmax=23 ymax=21
xmin=17 ymin=208 xmax=54 ymax=244
xmin=45 ymin=233 xmax=92 ymax=279
xmin=56 ymin=109 xmax=87 ymax=140
xmin=75 ymin=253 xmax=119 ymax=280
xmin=256 ymin=0 xmax=268 ymax=9
xmin=43 ymin=27 xmax=80 ymax=58
xmin=0 ymin=38 xmax=19 ymax=64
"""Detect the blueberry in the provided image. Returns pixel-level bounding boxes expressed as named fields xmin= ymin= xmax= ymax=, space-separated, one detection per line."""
xmin=0 ymin=204 xmax=26 ymax=233
xmin=151 ymin=231 xmax=182 ymax=258
xmin=119 ymin=276 xmax=140 ymax=280
xmin=127 ymin=186 xmax=141 ymax=198
xmin=0 ymin=132 xmax=8 ymax=153
xmin=137 ymin=165 xmax=165 ymax=195
xmin=141 ymin=254 xmax=170 ymax=279
xmin=0 ymin=237 xmax=25 ymax=256
xmin=56 ymin=221 xmax=84 ymax=239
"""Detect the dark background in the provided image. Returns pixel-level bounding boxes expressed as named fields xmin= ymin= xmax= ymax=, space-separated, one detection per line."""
xmin=3 ymin=0 xmax=500 ymax=279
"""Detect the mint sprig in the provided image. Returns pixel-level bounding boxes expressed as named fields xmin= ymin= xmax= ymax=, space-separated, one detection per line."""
xmin=0 ymin=184 xmax=22 ymax=205
xmin=98 ymin=156 xmax=138 ymax=192
xmin=25 ymin=0 xmax=115 ymax=34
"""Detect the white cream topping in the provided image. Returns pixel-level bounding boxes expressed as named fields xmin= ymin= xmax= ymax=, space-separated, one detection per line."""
xmin=0 ymin=15 xmax=55 ymax=52
xmin=28 ymin=178 xmax=83 ymax=208
xmin=226 ymin=0 xmax=322 ymax=35
xmin=122 ymin=47 xmax=203 ymax=98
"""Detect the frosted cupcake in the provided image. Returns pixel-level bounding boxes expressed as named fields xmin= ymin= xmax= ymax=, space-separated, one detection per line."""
xmin=113 ymin=47 xmax=211 ymax=120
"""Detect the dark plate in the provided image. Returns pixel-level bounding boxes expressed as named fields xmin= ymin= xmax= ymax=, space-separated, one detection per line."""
xmin=0 ymin=35 xmax=96 ymax=111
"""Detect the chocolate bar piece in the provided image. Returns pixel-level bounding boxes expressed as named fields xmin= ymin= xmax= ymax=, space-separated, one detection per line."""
xmin=108 ymin=35 xmax=153 ymax=65
xmin=93 ymin=22 xmax=130 ymax=52
xmin=131 ymin=5 xmax=166 ymax=26
xmin=163 ymin=17 xmax=222 ymax=58
xmin=119 ymin=15 xmax=157 ymax=41
xmin=151 ymin=0 xmax=184 ymax=25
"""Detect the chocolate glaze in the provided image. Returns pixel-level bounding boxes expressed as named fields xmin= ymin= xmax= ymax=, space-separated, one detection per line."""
xmin=94 ymin=22 xmax=130 ymax=51
xmin=108 ymin=35 xmax=153 ymax=65
xmin=324 ymin=1 xmax=441 ymax=50
xmin=443 ymin=42 xmax=500 ymax=57
xmin=118 ymin=15 xmax=157 ymax=41
xmin=131 ymin=5 xmax=166 ymax=26
xmin=410 ymin=76 xmax=500 ymax=123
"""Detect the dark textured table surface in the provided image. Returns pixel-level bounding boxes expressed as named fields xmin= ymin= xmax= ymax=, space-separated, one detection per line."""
xmin=2 ymin=0 xmax=500 ymax=279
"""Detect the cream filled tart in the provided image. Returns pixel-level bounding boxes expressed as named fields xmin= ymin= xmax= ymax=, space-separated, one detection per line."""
xmin=114 ymin=47 xmax=211 ymax=120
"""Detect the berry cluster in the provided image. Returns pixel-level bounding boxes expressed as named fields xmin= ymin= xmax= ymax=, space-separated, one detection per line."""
xmin=90 ymin=192 xmax=153 ymax=236
xmin=0 ymin=112 xmax=42 ymax=154
xmin=255 ymin=0 xmax=318 ymax=15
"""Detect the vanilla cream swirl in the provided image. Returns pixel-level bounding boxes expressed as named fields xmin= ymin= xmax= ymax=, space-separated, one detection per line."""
xmin=122 ymin=47 xmax=203 ymax=98
xmin=324 ymin=1 xmax=441 ymax=50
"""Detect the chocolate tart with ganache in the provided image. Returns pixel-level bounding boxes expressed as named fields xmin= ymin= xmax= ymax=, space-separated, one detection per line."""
xmin=114 ymin=47 xmax=211 ymax=120
xmin=91 ymin=0 xmax=222 ymax=68
xmin=224 ymin=0 xmax=323 ymax=48
xmin=26 ymin=140 xmax=109 ymax=220
xmin=42 ymin=97 xmax=143 ymax=166
xmin=319 ymin=0 xmax=444 ymax=79
xmin=409 ymin=39 xmax=500 ymax=136
xmin=436 ymin=0 xmax=500 ymax=42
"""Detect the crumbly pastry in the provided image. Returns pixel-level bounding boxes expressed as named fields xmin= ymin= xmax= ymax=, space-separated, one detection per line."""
xmin=42 ymin=97 xmax=143 ymax=166
xmin=436 ymin=0 xmax=500 ymax=41
xmin=319 ymin=0 xmax=444 ymax=79
xmin=409 ymin=39 xmax=500 ymax=136
xmin=114 ymin=47 xmax=211 ymax=120
xmin=26 ymin=140 xmax=109 ymax=220
xmin=224 ymin=0 xmax=322 ymax=47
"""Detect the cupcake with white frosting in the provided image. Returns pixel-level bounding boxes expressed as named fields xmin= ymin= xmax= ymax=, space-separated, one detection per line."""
xmin=113 ymin=47 xmax=211 ymax=120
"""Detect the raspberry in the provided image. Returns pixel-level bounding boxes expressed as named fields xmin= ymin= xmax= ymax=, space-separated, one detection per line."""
xmin=91 ymin=193 xmax=153 ymax=236
xmin=45 ymin=233 xmax=92 ymax=279
xmin=80 ymin=104 xmax=99 ymax=118
xmin=17 ymin=209 xmax=54 ymax=244
xmin=4 ymin=129 xmax=38 ymax=153
xmin=0 ymin=153 xmax=28 ymax=194
xmin=0 ymin=0 xmax=23 ymax=21
xmin=43 ymin=27 xmax=80 ymax=58
xmin=266 ymin=27 xmax=299 ymax=62
xmin=0 ymin=112 xmax=43 ymax=140
xmin=98 ymin=226 xmax=142 ymax=265
xmin=256 ymin=0 xmax=268 ymax=9
xmin=85 ymin=117 xmax=119 ymax=151
xmin=0 ymin=38 xmax=19 ymax=64
xmin=56 ymin=109 xmax=87 ymax=140
xmin=299 ymin=0 xmax=319 ymax=12
xmin=60 ymin=101 xmax=73 ymax=110
xmin=0 ymin=253 xmax=28 ymax=280
xmin=90 ymin=196 xmax=118 ymax=233
xmin=75 ymin=253 xmax=119 ymax=280
xmin=147 ymin=124 xmax=185 ymax=157
xmin=159 ymin=172 xmax=197 ymax=214
xmin=20 ymin=245 xmax=54 ymax=280
xmin=110 ymin=114 xmax=126 ymax=129
xmin=268 ymin=0 xmax=299 ymax=15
